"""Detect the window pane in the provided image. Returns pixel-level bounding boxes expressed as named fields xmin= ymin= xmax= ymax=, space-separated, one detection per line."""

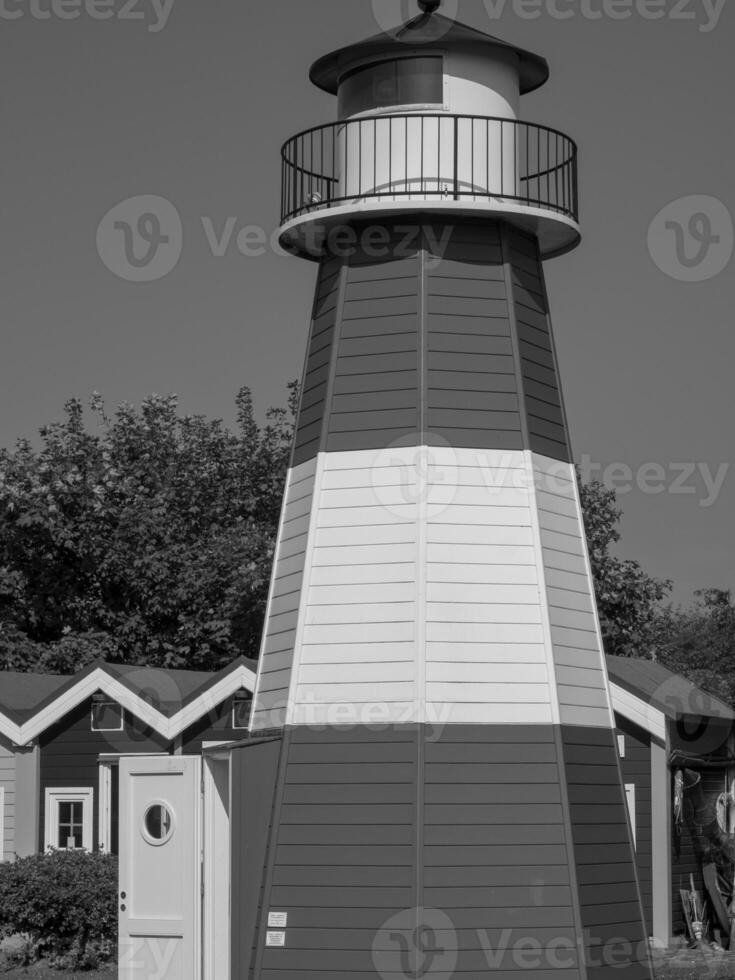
xmin=111 ymin=766 xmax=120 ymax=856
xmin=233 ymin=697 xmax=252 ymax=729
xmin=91 ymin=701 xmax=123 ymax=731
xmin=57 ymin=800 xmax=84 ymax=849
xmin=144 ymin=804 xmax=174 ymax=842
xmin=340 ymin=57 xmax=443 ymax=117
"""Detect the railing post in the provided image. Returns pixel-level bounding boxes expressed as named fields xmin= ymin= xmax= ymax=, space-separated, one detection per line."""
xmin=292 ymin=140 xmax=299 ymax=217
xmin=453 ymin=115 xmax=459 ymax=201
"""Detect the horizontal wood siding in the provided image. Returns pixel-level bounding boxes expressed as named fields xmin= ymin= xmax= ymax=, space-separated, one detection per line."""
xmin=238 ymin=724 xmax=656 ymax=979
xmin=231 ymin=737 xmax=283 ymax=980
xmin=0 ymin=738 xmax=14 ymax=860
xmin=259 ymin=726 xmax=418 ymax=980
xmin=425 ymin=225 xmax=523 ymax=451
xmin=562 ymin=726 xmax=652 ymax=980
xmin=326 ymin=233 xmax=420 ymax=454
xmin=507 ymin=228 xmax=571 ymax=463
xmin=423 ymin=724 xmax=581 ymax=979
xmin=39 ymin=698 xmax=168 ymax=851
xmin=289 ymin=448 xmax=418 ymax=724
xmin=292 ymin=256 xmax=341 ymax=467
xmin=252 ymin=458 xmax=317 ymax=731
xmin=534 ymin=455 xmax=612 ymax=729
xmin=424 ymin=447 xmax=555 ymax=725
xmin=617 ymin=716 xmax=654 ymax=934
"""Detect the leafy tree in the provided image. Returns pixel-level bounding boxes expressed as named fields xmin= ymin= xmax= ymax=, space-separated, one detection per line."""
xmin=578 ymin=475 xmax=672 ymax=657
xmin=0 ymin=386 xmax=297 ymax=672
xmin=648 ymin=589 xmax=735 ymax=706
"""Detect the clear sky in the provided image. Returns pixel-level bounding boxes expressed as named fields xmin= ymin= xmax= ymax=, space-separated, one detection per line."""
xmin=1 ymin=0 xmax=733 ymax=605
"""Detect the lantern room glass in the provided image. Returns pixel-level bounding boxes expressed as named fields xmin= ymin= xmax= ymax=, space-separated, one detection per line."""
xmin=338 ymin=57 xmax=443 ymax=117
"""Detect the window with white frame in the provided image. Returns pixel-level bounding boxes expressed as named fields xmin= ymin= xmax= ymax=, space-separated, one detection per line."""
xmin=625 ymin=783 xmax=637 ymax=848
xmin=91 ymin=698 xmax=124 ymax=732
xmin=232 ymin=693 xmax=252 ymax=730
xmin=45 ymin=788 xmax=94 ymax=851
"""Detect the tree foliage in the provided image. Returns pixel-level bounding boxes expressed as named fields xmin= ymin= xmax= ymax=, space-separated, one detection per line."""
xmin=578 ymin=475 xmax=672 ymax=657
xmin=648 ymin=589 xmax=735 ymax=707
xmin=0 ymin=386 xmax=297 ymax=672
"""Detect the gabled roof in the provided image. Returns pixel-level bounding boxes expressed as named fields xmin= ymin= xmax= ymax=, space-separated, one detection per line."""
xmin=0 ymin=671 xmax=69 ymax=723
xmin=0 ymin=656 xmax=258 ymax=747
xmin=606 ymin=655 xmax=735 ymax=723
xmin=310 ymin=11 xmax=549 ymax=97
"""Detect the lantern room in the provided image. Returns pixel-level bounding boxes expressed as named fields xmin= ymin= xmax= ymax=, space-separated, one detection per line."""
xmin=279 ymin=1 xmax=580 ymax=260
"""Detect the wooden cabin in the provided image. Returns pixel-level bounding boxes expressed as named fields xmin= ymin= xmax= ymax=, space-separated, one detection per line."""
xmin=0 ymin=656 xmax=256 ymax=857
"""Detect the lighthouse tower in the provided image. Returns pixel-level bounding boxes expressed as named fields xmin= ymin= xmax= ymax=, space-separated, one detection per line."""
xmin=244 ymin=4 xmax=653 ymax=979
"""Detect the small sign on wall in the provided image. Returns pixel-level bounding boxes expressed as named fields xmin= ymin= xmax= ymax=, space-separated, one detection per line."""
xmin=268 ymin=912 xmax=288 ymax=928
xmin=266 ymin=931 xmax=286 ymax=947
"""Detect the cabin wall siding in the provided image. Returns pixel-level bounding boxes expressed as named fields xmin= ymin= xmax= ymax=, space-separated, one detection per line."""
xmin=0 ymin=736 xmax=14 ymax=860
xmin=39 ymin=698 xmax=168 ymax=851
xmin=616 ymin=716 xmax=654 ymax=935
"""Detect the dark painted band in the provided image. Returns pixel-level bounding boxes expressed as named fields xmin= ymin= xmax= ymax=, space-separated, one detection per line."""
xmin=292 ymin=219 xmax=571 ymax=468
xmin=230 ymin=722 xmax=652 ymax=980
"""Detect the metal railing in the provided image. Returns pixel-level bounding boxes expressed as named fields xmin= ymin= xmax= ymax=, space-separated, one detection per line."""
xmin=281 ymin=114 xmax=578 ymax=226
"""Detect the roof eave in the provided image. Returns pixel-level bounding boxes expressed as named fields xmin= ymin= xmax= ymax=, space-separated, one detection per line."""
xmin=309 ymin=38 xmax=548 ymax=98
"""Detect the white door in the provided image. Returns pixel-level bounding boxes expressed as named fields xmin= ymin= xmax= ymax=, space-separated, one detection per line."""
xmin=118 ymin=756 xmax=201 ymax=980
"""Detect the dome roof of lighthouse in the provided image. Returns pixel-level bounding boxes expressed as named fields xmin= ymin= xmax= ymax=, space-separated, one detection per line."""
xmin=310 ymin=10 xmax=549 ymax=96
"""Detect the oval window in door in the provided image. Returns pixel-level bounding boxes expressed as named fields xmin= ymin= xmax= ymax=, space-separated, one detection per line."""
xmin=141 ymin=802 xmax=175 ymax=845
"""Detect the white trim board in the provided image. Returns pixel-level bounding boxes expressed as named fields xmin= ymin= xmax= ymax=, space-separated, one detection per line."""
xmin=5 ymin=663 xmax=257 ymax=747
xmin=610 ymin=682 xmax=667 ymax=742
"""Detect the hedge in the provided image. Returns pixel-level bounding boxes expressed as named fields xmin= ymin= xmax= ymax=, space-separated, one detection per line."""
xmin=0 ymin=849 xmax=117 ymax=969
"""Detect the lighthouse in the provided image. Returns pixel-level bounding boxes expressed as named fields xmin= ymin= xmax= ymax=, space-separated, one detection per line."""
xmin=243 ymin=4 xmax=654 ymax=978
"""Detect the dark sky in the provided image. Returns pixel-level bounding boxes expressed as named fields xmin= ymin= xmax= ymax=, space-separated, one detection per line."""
xmin=1 ymin=0 xmax=733 ymax=604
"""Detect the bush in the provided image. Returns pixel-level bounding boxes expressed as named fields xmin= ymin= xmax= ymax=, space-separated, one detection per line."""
xmin=0 ymin=849 xmax=118 ymax=969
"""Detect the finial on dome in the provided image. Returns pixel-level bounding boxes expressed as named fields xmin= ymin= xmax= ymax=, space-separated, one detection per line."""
xmin=418 ymin=0 xmax=442 ymax=12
